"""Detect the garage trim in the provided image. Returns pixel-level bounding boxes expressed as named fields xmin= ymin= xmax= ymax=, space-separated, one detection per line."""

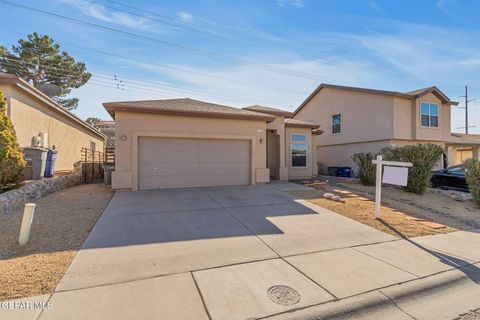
xmin=131 ymin=130 xmax=257 ymax=191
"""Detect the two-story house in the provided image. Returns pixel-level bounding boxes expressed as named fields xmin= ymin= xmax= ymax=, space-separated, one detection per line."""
xmin=293 ymin=83 xmax=480 ymax=173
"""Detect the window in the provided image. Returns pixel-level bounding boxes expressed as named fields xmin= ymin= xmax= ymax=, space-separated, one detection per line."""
xmin=446 ymin=165 xmax=465 ymax=175
xmin=291 ymin=134 xmax=307 ymax=167
xmin=332 ymin=114 xmax=341 ymax=134
xmin=90 ymin=141 xmax=96 ymax=152
xmin=420 ymin=103 xmax=439 ymax=127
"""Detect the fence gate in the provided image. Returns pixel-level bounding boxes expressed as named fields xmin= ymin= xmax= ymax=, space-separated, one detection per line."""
xmin=81 ymin=147 xmax=105 ymax=183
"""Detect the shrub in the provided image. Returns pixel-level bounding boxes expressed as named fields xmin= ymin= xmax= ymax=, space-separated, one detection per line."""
xmin=464 ymin=158 xmax=480 ymax=207
xmin=381 ymin=144 xmax=444 ymax=195
xmin=352 ymin=152 xmax=376 ymax=186
xmin=0 ymin=91 xmax=25 ymax=190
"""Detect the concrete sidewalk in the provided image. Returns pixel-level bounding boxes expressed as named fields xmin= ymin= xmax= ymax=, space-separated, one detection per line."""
xmin=2 ymin=182 xmax=480 ymax=320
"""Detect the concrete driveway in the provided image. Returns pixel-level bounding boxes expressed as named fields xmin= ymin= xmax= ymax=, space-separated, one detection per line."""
xmin=22 ymin=182 xmax=480 ymax=320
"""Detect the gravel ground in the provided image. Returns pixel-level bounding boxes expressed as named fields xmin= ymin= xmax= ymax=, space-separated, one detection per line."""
xmin=454 ymin=309 xmax=480 ymax=320
xmin=288 ymin=189 xmax=456 ymax=238
xmin=337 ymin=183 xmax=480 ymax=231
xmin=0 ymin=184 xmax=113 ymax=301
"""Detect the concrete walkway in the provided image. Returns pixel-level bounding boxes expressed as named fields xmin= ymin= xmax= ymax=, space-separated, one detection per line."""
xmin=3 ymin=182 xmax=480 ymax=320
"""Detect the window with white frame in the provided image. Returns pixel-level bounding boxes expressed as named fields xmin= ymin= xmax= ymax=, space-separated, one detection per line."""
xmin=291 ymin=134 xmax=307 ymax=167
xmin=332 ymin=114 xmax=341 ymax=134
xmin=420 ymin=103 xmax=439 ymax=127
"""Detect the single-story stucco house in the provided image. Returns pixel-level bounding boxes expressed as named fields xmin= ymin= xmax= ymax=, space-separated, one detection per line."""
xmin=103 ymin=99 xmax=320 ymax=190
xmin=0 ymin=72 xmax=106 ymax=172
xmin=293 ymin=83 xmax=480 ymax=173
xmin=104 ymin=83 xmax=480 ymax=191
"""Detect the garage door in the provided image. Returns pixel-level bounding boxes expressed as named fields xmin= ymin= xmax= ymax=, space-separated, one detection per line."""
xmin=138 ymin=137 xmax=251 ymax=190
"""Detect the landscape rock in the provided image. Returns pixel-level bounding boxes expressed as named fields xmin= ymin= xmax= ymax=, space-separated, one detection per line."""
xmin=331 ymin=195 xmax=345 ymax=203
xmin=0 ymin=173 xmax=83 ymax=214
xmin=323 ymin=193 xmax=335 ymax=199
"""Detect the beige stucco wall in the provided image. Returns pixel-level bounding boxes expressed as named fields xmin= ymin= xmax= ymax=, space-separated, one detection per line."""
xmin=413 ymin=93 xmax=452 ymax=141
xmin=295 ymin=87 xmax=396 ymax=146
xmin=0 ymin=84 xmax=105 ymax=172
xmin=285 ymin=127 xmax=316 ymax=179
xmin=317 ymin=140 xmax=391 ymax=175
xmin=317 ymin=138 xmax=448 ymax=175
xmin=393 ymin=97 xmax=414 ymax=140
xmin=112 ymin=111 xmax=269 ymax=190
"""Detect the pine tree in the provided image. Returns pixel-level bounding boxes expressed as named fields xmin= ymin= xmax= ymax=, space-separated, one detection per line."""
xmin=0 ymin=91 xmax=25 ymax=190
xmin=0 ymin=33 xmax=91 ymax=110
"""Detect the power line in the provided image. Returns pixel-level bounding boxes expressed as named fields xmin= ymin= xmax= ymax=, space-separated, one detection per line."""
xmin=0 ymin=0 xmax=341 ymax=82
xmin=1 ymin=59 xmax=298 ymax=108
xmin=91 ymin=0 xmax=384 ymax=76
xmin=0 ymin=28 xmax=311 ymax=96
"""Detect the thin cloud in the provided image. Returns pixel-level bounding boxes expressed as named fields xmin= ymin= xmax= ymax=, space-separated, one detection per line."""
xmin=276 ymin=0 xmax=305 ymax=7
xmin=176 ymin=11 xmax=194 ymax=23
xmin=57 ymin=0 xmax=155 ymax=31
xmin=368 ymin=0 xmax=381 ymax=11
xmin=436 ymin=0 xmax=460 ymax=19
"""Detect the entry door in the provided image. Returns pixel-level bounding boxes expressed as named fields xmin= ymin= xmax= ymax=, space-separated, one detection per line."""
xmin=138 ymin=137 xmax=251 ymax=190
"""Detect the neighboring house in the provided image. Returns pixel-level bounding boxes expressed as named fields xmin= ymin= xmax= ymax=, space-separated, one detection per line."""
xmin=96 ymin=120 xmax=115 ymax=148
xmin=293 ymin=83 xmax=480 ymax=173
xmin=0 ymin=72 xmax=106 ymax=172
xmin=103 ymin=99 xmax=319 ymax=190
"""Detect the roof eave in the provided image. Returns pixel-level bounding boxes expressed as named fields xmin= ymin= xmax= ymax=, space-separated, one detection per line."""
xmin=103 ymin=104 xmax=276 ymax=122
xmin=292 ymin=83 xmax=414 ymax=117
xmin=410 ymin=86 xmax=452 ymax=104
xmin=243 ymin=107 xmax=293 ymax=118
xmin=285 ymin=122 xmax=320 ymax=129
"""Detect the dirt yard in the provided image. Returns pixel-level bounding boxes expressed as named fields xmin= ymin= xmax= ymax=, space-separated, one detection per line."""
xmin=0 ymin=184 xmax=113 ymax=301
xmin=288 ymin=188 xmax=456 ymax=238
xmin=335 ymin=182 xmax=480 ymax=231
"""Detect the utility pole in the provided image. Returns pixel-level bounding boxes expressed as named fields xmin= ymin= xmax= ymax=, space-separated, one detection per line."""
xmin=458 ymin=85 xmax=475 ymax=134
xmin=465 ymin=85 xmax=468 ymax=134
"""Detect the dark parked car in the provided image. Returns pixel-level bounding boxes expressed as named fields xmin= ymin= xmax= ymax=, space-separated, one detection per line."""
xmin=429 ymin=164 xmax=469 ymax=192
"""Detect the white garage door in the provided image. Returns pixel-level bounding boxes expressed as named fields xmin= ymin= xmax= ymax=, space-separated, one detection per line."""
xmin=138 ymin=137 xmax=251 ymax=190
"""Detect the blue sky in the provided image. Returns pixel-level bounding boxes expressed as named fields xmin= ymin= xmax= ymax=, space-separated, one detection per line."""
xmin=1 ymin=0 xmax=479 ymax=133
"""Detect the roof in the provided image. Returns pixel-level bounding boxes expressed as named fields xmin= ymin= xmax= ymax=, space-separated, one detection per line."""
xmin=103 ymin=98 xmax=276 ymax=122
xmin=284 ymin=118 xmax=320 ymax=129
xmin=404 ymin=86 xmax=455 ymax=104
xmin=243 ymin=105 xmax=293 ymax=117
xmin=0 ymin=72 xmax=106 ymax=140
xmin=99 ymin=120 xmax=115 ymax=124
xmin=446 ymin=133 xmax=480 ymax=145
xmin=97 ymin=120 xmax=115 ymax=126
xmin=293 ymin=83 xmax=458 ymax=116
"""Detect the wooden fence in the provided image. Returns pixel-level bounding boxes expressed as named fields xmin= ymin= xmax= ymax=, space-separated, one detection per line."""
xmin=105 ymin=147 xmax=115 ymax=165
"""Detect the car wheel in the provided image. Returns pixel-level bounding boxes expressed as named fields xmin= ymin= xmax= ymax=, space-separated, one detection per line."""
xmin=428 ymin=180 xmax=438 ymax=188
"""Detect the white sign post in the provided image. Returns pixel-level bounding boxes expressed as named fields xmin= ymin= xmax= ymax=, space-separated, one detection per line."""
xmin=372 ymin=155 xmax=412 ymax=219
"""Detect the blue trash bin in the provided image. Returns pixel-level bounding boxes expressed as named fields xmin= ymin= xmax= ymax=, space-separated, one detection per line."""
xmin=337 ymin=167 xmax=352 ymax=178
xmin=44 ymin=149 xmax=58 ymax=178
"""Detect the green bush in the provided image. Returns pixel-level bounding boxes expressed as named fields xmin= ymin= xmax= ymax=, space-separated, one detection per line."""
xmin=352 ymin=152 xmax=376 ymax=186
xmin=0 ymin=91 xmax=25 ymax=191
xmin=381 ymin=144 xmax=444 ymax=195
xmin=464 ymin=158 xmax=480 ymax=207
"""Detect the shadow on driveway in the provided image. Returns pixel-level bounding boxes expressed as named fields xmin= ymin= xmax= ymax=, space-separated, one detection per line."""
xmin=378 ymin=219 xmax=480 ymax=284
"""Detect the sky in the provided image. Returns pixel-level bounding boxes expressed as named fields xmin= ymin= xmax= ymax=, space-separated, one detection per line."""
xmin=1 ymin=0 xmax=480 ymax=133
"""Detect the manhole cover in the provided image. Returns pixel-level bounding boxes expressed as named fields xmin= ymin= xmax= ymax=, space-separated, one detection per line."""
xmin=267 ymin=285 xmax=301 ymax=306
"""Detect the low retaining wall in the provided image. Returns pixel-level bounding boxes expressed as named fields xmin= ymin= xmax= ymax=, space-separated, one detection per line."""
xmin=0 ymin=173 xmax=82 ymax=214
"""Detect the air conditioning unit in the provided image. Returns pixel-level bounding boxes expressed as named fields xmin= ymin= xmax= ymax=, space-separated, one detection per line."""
xmin=39 ymin=132 xmax=48 ymax=148
xmin=31 ymin=133 xmax=49 ymax=148
xmin=31 ymin=135 xmax=42 ymax=147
